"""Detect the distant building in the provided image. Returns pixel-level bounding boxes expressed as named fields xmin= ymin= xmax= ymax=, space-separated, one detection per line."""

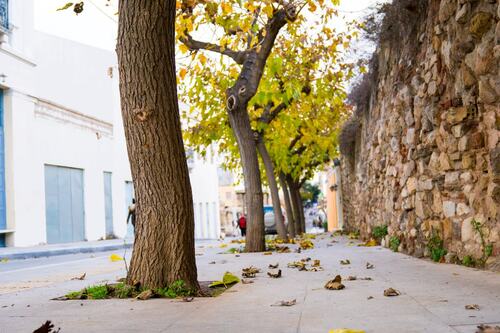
xmin=0 ymin=0 xmax=220 ymax=247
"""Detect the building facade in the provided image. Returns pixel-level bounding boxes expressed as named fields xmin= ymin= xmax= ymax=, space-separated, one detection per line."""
xmin=0 ymin=0 xmax=221 ymax=247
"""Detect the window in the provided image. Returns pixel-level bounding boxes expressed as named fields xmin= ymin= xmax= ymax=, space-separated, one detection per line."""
xmin=0 ymin=0 xmax=8 ymax=31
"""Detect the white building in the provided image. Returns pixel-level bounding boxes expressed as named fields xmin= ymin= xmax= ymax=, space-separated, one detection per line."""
xmin=0 ymin=0 xmax=220 ymax=247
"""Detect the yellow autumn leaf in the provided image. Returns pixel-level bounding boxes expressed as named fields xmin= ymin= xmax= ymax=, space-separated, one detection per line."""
xmin=221 ymin=2 xmax=232 ymax=15
xmin=263 ymin=4 xmax=274 ymax=18
xmin=179 ymin=68 xmax=187 ymax=80
xmin=219 ymin=243 xmax=228 ymax=248
xmin=199 ymin=53 xmax=207 ymax=65
xmin=308 ymin=1 xmax=317 ymax=12
xmin=179 ymin=44 xmax=189 ymax=54
xmin=110 ymin=254 xmax=124 ymax=262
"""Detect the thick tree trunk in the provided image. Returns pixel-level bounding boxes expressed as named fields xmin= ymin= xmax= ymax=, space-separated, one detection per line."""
xmin=117 ymin=0 xmax=198 ymax=290
xmin=256 ymin=137 xmax=287 ymax=240
xmin=296 ymin=187 xmax=306 ymax=233
xmin=227 ymin=107 xmax=265 ymax=252
xmin=279 ymin=173 xmax=296 ymax=238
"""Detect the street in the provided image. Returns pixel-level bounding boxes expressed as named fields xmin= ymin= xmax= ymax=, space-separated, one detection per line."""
xmin=0 ymin=235 xmax=499 ymax=333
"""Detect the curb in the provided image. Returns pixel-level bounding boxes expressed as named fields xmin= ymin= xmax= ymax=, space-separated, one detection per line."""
xmin=0 ymin=242 xmax=133 ymax=261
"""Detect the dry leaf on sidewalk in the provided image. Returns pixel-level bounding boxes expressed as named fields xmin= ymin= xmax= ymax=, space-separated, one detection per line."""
xmin=271 ymin=299 xmax=296 ymax=307
xmin=267 ymin=269 xmax=282 ymax=278
xmin=136 ymin=290 xmax=154 ymax=300
xmin=301 ymin=257 xmax=311 ymax=262
xmin=242 ymin=266 xmax=261 ymax=278
xmin=346 ymin=276 xmax=357 ymax=281
xmin=209 ymin=261 xmax=216 ymax=264
xmin=312 ymin=260 xmax=321 ymax=267
xmin=268 ymin=263 xmax=279 ymax=269
xmin=299 ymin=239 xmax=314 ymax=250
xmin=383 ymin=288 xmax=400 ymax=297
xmin=33 ymin=320 xmax=60 ymax=333
xmin=325 ymin=275 xmax=345 ymax=290
xmin=263 ymin=252 xmax=273 ymax=255
xmin=71 ymin=273 xmax=86 ymax=281
xmin=358 ymin=239 xmax=377 ymax=247
xmin=366 ymin=262 xmax=374 ymax=269
xmin=276 ymin=246 xmax=291 ymax=253
xmin=465 ymin=304 xmax=480 ymax=310
xmin=182 ymin=297 xmax=194 ymax=302
xmin=109 ymin=254 xmax=124 ymax=262
xmin=476 ymin=324 xmax=500 ymax=333
xmin=340 ymin=259 xmax=351 ymax=265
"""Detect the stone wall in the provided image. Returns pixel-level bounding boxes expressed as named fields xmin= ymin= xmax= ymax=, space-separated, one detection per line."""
xmin=340 ymin=0 xmax=499 ymax=269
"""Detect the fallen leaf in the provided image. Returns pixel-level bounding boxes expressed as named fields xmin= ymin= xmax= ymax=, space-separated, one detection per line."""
xmin=71 ymin=273 xmax=86 ymax=281
xmin=325 ymin=275 xmax=345 ymax=290
xmin=271 ymin=299 xmax=296 ymax=307
xmin=0 ymin=258 xmax=8 ymax=263
xmin=136 ymin=290 xmax=154 ymax=300
xmin=358 ymin=239 xmax=377 ymax=247
xmin=263 ymin=251 xmax=273 ymax=255
xmin=383 ymin=288 xmax=400 ymax=297
xmin=366 ymin=262 xmax=374 ymax=269
xmin=33 ymin=320 xmax=60 ymax=333
xmin=288 ymin=261 xmax=306 ymax=270
xmin=367 ymin=296 xmax=374 ymax=300
xmin=268 ymin=263 xmax=279 ymax=269
xmin=476 ymin=324 xmax=500 ymax=333
xmin=267 ymin=269 xmax=282 ymax=278
xmin=329 ymin=329 xmax=365 ymax=333
xmin=219 ymin=243 xmax=228 ymax=248
xmin=182 ymin=297 xmax=194 ymax=302
xmin=230 ymin=239 xmax=245 ymax=244
xmin=340 ymin=259 xmax=351 ymax=265
xmin=301 ymin=257 xmax=311 ymax=262
xmin=299 ymin=239 xmax=314 ymax=250
xmin=346 ymin=276 xmax=357 ymax=281
xmin=209 ymin=272 xmax=240 ymax=288
xmin=241 ymin=279 xmax=254 ymax=284
xmin=242 ymin=266 xmax=261 ymax=278
xmin=312 ymin=260 xmax=321 ymax=267
xmin=209 ymin=261 xmax=216 ymax=264
xmin=295 ymin=248 xmax=302 ymax=253
xmin=359 ymin=277 xmax=373 ymax=281
xmin=465 ymin=304 xmax=480 ymax=310
xmin=276 ymin=245 xmax=291 ymax=253
xmin=109 ymin=254 xmax=124 ymax=262
xmin=309 ymin=266 xmax=324 ymax=272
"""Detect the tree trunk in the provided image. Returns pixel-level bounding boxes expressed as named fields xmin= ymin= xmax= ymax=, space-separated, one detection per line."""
xmin=279 ymin=172 xmax=295 ymax=238
xmin=286 ymin=176 xmax=302 ymax=236
xmin=227 ymin=107 xmax=265 ymax=252
xmin=256 ymin=136 xmax=287 ymax=240
xmin=117 ymin=0 xmax=198 ymax=290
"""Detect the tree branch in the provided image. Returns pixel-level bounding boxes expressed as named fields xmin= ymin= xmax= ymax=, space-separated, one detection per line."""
xmin=180 ymin=35 xmax=247 ymax=65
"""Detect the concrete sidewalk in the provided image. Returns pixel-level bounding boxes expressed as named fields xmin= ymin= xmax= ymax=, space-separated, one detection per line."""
xmin=0 ymin=238 xmax=133 ymax=260
xmin=0 ymin=234 xmax=499 ymax=332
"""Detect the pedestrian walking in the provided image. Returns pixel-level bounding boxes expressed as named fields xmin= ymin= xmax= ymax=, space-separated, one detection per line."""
xmin=238 ymin=213 xmax=247 ymax=237
xmin=127 ymin=198 xmax=136 ymax=228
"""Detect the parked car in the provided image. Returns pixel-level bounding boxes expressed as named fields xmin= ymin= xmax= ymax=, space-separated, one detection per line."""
xmin=263 ymin=205 xmax=286 ymax=234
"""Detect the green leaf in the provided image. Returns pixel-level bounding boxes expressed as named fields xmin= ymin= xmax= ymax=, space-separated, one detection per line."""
xmin=208 ymin=272 xmax=240 ymax=288
xmin=57 ymin=2 xmax=74 ymax=11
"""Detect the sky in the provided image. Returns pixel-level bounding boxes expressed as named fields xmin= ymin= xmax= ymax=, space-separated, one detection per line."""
xmin=35 ymin=0 xmax=381 ymax=51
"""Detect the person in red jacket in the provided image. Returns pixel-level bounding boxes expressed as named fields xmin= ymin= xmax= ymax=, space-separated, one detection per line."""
xmin=238 ymin=213 xmax=247 ymax=237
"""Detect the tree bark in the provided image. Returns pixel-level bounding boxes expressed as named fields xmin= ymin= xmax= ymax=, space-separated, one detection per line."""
xmin=256 ymin=136 xmax=287 ymax=240
xmin=286 ymin=176 xmax=302 ymax=236
xmin=117 ymin=0 xmax=198 ymax=290
xmin=228 ymin=107 xmax=265 ymax=252
xmin=279 ymin=172 xmax=296 ymax=238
